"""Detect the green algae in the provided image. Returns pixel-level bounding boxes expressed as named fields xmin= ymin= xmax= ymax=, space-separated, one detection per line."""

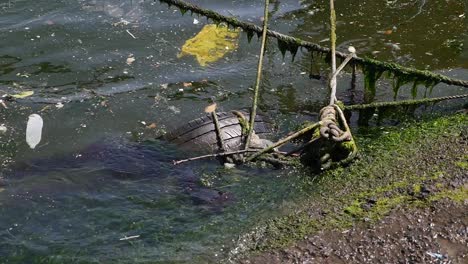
xmin=391 ymin=74 xmax=413 ymax=100
xmin=277 ymin=39 xmax=299 ymax=61
xmin=454 ymin=155 xmax=468 ymax=169
xmin=429 ymin=187 xmax=468 ymax=203
xmin=246 ymin=30 xmax=254 ymax=43
xmin=362 ymin=64 xmax=384 ymax=102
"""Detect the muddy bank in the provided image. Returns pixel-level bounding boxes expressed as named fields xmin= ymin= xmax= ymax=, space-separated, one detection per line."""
xmin=243 ymin=200 xmax=467 ymax=263
xmin=234 ymin=113 xmax=467 ymax=263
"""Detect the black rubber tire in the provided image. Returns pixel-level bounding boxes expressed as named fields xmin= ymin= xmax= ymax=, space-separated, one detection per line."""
xmin=166 ymin=111 xmax=272 ymax=152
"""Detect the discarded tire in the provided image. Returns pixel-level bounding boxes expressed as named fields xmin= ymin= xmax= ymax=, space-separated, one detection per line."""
xmin=166 ymin=111 xmax=273 ymax=152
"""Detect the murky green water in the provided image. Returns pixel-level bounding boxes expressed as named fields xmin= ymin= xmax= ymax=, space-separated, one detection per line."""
xmin=0 ymin=0 xmax=466 ymax=262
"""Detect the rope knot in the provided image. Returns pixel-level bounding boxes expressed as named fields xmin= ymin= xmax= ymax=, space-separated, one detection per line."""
xmin=319 ymin=105 xmax=351 ymax=142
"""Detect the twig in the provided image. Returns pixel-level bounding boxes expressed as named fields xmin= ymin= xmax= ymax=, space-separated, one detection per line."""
xmin=173 ymin=149 xmax=258 ymax=165
xmin=245 ymin=0 xmax=270 ymax=150
xmin=119 ymin=235 xmax=140 ymax=241
xmin=246 ymin=121 xmax=321 ymax=162
xmin=331 ymin=49 xmax=356 ymax=83
xmin=126 ymin=29 xmax=137 ymax=39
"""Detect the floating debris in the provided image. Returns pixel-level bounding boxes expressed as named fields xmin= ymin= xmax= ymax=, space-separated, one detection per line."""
xmin=146 ymin=123 xmax=157 ymax=129
xmin=168 ymin=105 xmax=180 ymax=114
xmin=26 ymin=114 xmax=43 ymax=149
xmin=126 ymin=29 xmax=136 ymax=39
xmin=119 ymin=235 xmax=140 ymax=241
xmin=426 ymin=252 xmax=444 ymax=260
xmin=11 ymin=91 xmax=34 ymax=99
xmin=126 ymin=56 xmax=135 ymax=65
xmin=0 ymin=124 xmax=7 ymax=133
xmin=178 ymin=24 xmax=240 ymax=66
xmin=204 ymin=103 xmax=217 ymax=113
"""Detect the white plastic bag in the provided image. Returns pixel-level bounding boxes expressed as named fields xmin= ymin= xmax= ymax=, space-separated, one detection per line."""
xmin=26 ymin=114 xmax=43 ymax=149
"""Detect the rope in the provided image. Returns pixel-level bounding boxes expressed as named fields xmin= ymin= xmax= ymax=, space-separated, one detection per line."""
xmin=245 ymin=0 xmax=270 ymax=150
xmin=157 ymin=0 xmax=468 ymax=88
xmin=319 ymin=105 xmax=351 ymax=142
xmin=345 ymin=94 xmax=468 ymax=110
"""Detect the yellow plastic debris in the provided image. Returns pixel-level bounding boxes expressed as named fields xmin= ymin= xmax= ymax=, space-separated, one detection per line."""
xmin=178 ymin=24 xmax=240 ymax=66
xmin=11 ymin=91 xmax=34 ymax=99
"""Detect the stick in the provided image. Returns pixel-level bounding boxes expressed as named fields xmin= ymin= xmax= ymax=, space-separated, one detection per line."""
xmin=245 ymin=0 xmax=270 ymax=150
xmin=119 ymin=235 xmax=140 ymax=241
xmin=126 ymin=29 xmax=136 ymax=39
xmin=211 ymin=111 xmax=226 ymax=152
xmin=328 ymin=0 xmax=337 ymax=105
xmin=173 ymin=149 xmax=258 ymax=165
xmin=246 ymin=122 xmax=321 ymax=162
xmin=331 ymin=50 xmax=355 ymax=82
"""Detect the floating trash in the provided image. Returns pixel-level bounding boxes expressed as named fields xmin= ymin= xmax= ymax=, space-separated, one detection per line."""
xmin=178 ymin=24 xmax=240 ymax=66
xmin=26 ymin=114 xmax=43 ymax=149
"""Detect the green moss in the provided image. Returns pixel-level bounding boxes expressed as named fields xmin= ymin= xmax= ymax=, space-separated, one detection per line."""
xmin=429 ymin=187 xmax=468 ymax=203
xmin=335 ymin=100 xmax=346 ymax=110
xmin=247 ymin=114 xmax=467 ymax=253
xmin=340 ymin=140 xmax=356 ymax=152
xmin=392 ymin=74 xmax=413 ymax=100
xmin=455 ymin=160 xmax=468 ymax=169
xmin=362 ymin=64 xmax=384 ymax=102
xmin=344 ymin=200 xmax=364 ymax=217
xmin=413 ymin=184 xmax=422 ymax=194
xmin=368 ymin=196 xmax=408 ymax=220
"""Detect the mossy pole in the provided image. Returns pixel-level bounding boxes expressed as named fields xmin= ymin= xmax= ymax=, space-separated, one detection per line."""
xmin=245 ymin=0 xmax=270 ymax=150
xmin=344 ymin=93 xmax=468 ymax=110
xmin=329 ymin=0 xmax=337 ymax=105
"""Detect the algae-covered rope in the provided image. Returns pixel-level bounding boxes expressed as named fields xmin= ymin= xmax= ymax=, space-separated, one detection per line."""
xmin=245 ymin=0 xmax=270 ymax=150
xmin=157 ymin=0 xmax=468 ymax=89
xmin=345 ymin=93 xmax=468 ymax=110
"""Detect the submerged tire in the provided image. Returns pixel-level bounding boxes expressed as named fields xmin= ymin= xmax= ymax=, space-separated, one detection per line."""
xmin=166 ymin=111 xmax=273 ymax=152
